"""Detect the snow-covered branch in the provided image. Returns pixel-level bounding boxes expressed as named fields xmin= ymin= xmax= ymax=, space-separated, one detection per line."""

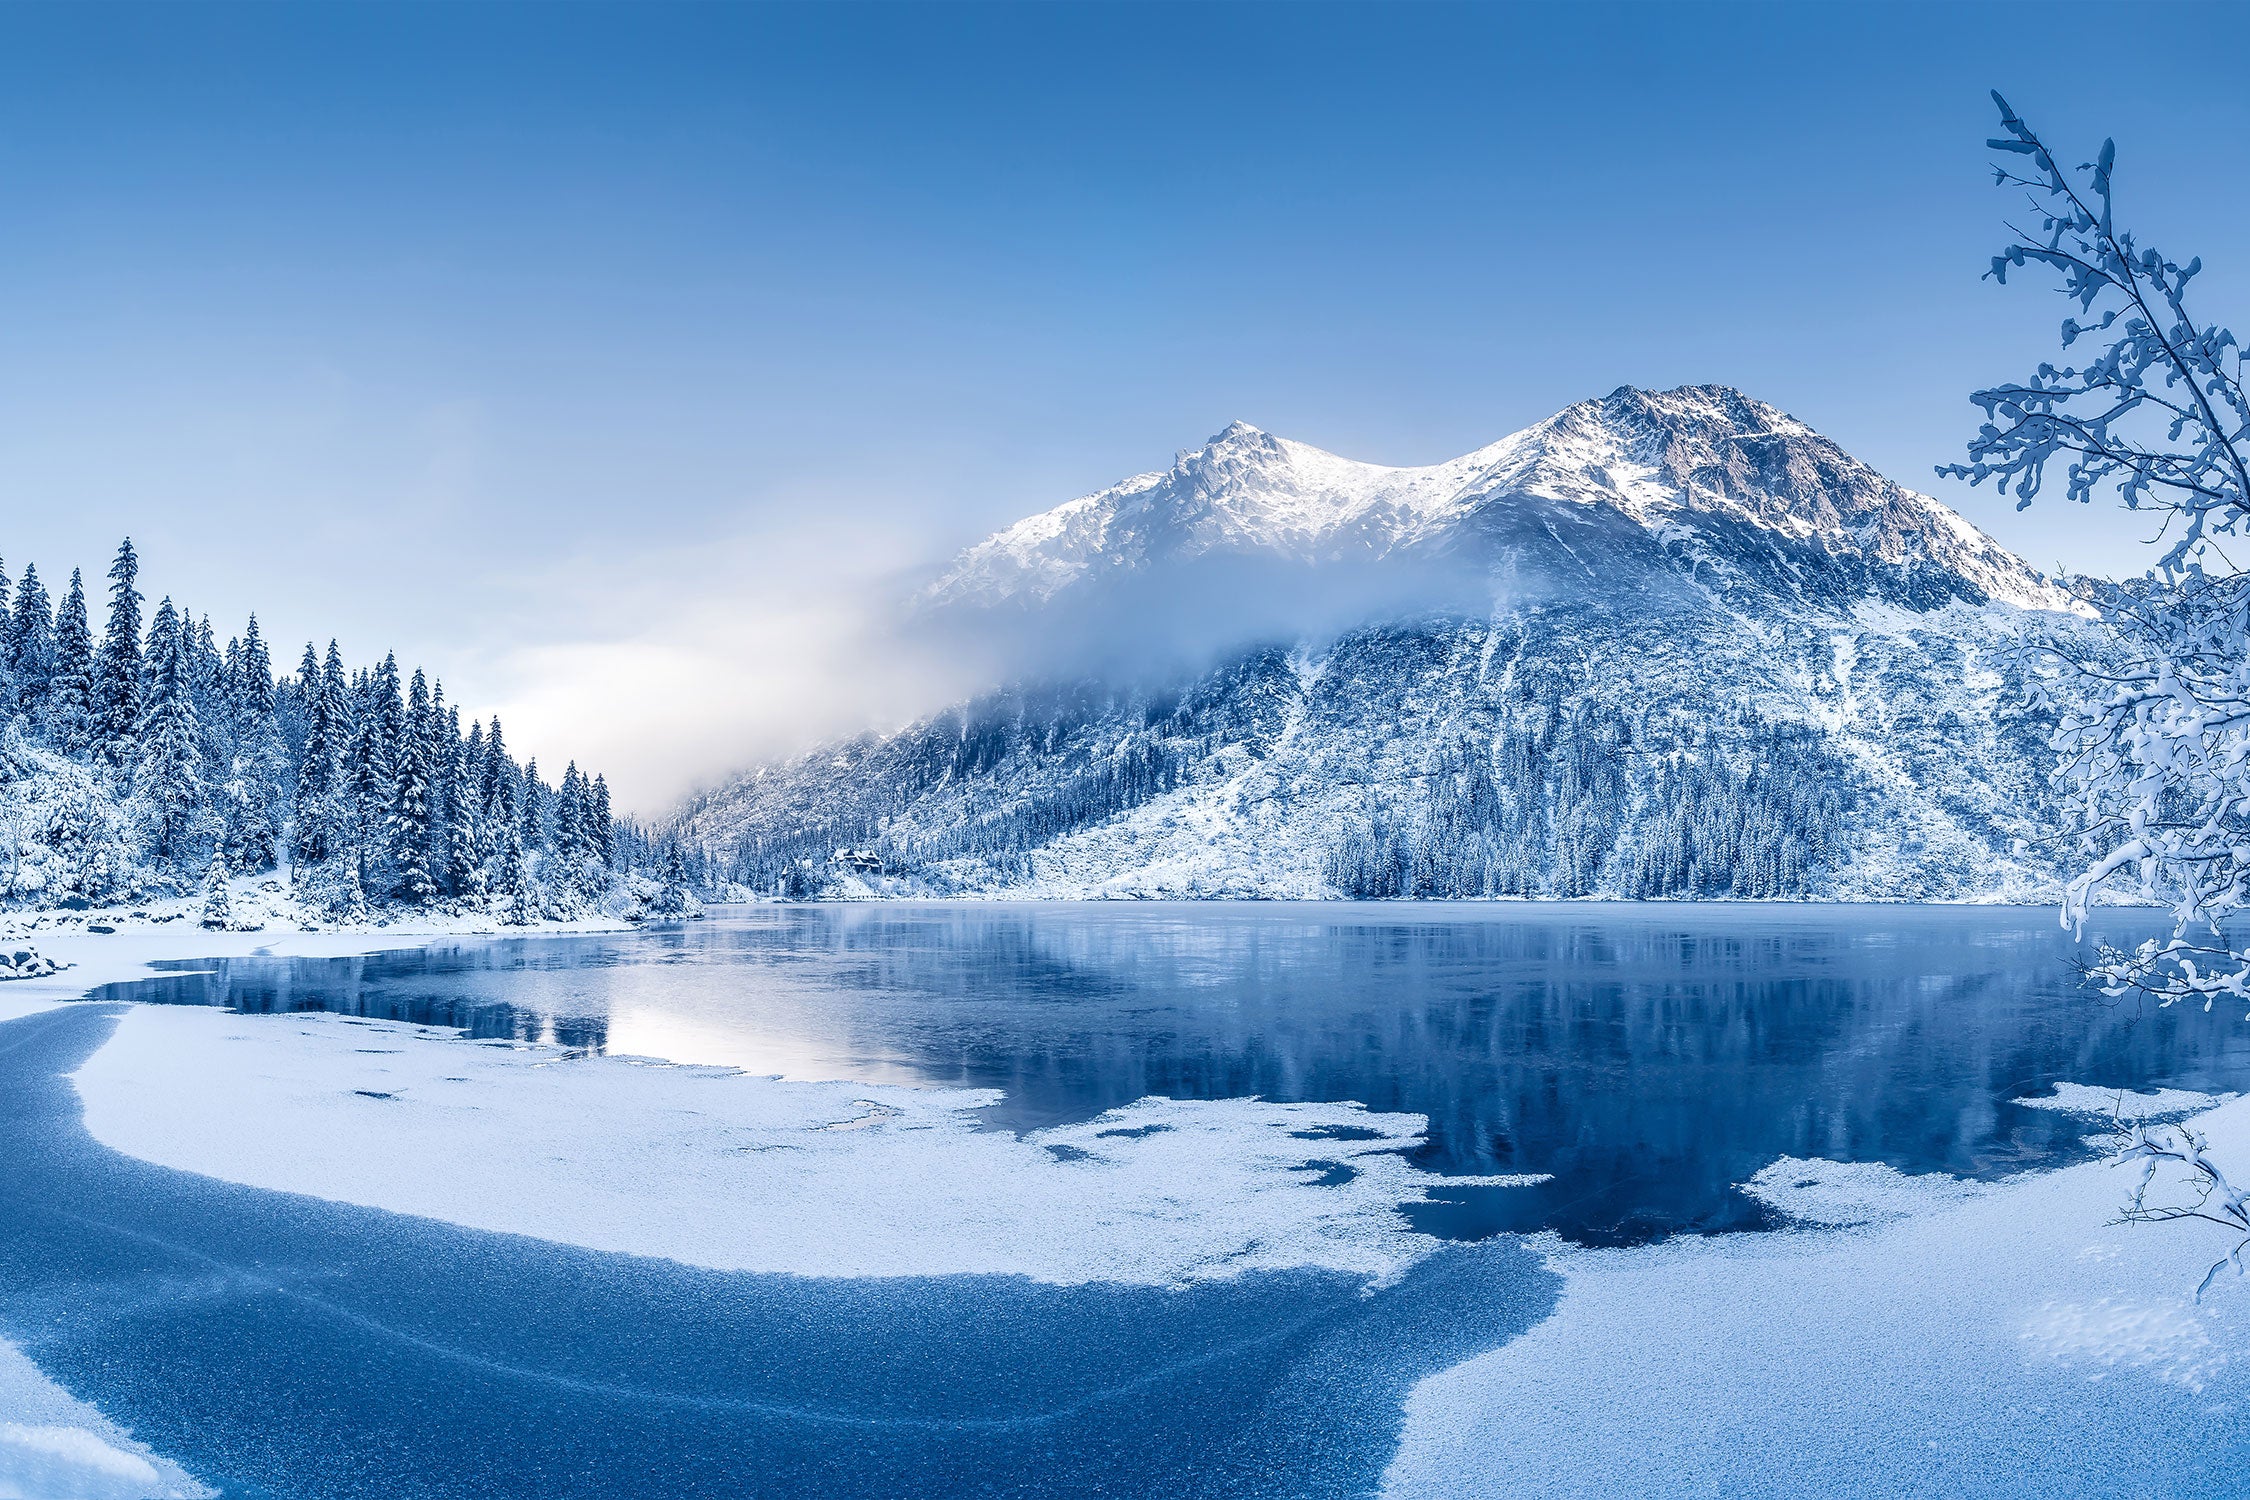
xmin=2117 ymin=1118 xmax=2250 ymax=1300
xmin=1949 ymin=97 xmax=2250 ymax=1007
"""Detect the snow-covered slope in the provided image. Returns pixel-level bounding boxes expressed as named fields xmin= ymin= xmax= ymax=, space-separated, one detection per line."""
xmin=684 ymin=386 xmax=2088 ymax=902
xmin=926 ymin=386 xmax=2070 ymax=616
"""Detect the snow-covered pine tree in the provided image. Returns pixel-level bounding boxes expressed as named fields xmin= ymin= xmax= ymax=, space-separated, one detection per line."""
xmin=482 ymin=721 xmax=520 ymax=887
xmin=420 ymin=679 xmax=452 ymax=897
xmin=655 ymin=840 xmax=691 ymax=916
xmin=134 ymin=596 xmax=207 ymax=869
xmin=553 ymin=761 xmax=599 ymax=899
xmin=200 ymin=853 xmax=232 ymax=930
xmin=92 ymin=539 xmax=143 ymax=772
xmin=449 ymin=713 xmax=484 ymax=899
xmin=0 ymin=563 xmax=15 ymax=714
xmin=494 ymin=823 xmax=535 ymax=925
xmin=388 ymin=668 xmax=437 ymax=905
xmin=291 ymin=642 xmax=338 ymax=869
xmin=45 ymin=570 xmax=93 ymax=755
xmin=479 ymin=716 xmax=513 ymax=829
xmin=217 ymin=617 xmax=283 ymax=874
xmin=7 ymin=563 xmax=54 ymax=718
xmin=519 ymin=757 xmax=545 ymax=852
xmin=188 ymin=614 xmax=223 ymax=736
xmin=590 ymin=774 xmax=615 ymax=868
xmin=343 ymin=666 xmax=395 ymax=896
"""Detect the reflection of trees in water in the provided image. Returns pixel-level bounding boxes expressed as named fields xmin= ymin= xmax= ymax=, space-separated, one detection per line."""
xmin=96 ymin=952 xmax=611 ymax=1049
xmin=90 ymin=907 xmax=2250 ymax=1245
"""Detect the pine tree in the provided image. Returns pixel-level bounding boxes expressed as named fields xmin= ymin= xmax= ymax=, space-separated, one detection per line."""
xmin=235 ymin=617 xmax=276 ymax=740
xmin=494 ymin=824 xmax=535 ymax=925
xmin=553 ymin=762 xmax=597 ymax=898
xmin=292 ymin=642 xmax=339 ymax=868
xmin=0 ymin=562 xmax=14 ymax=714
xmin=7 ymin=563 xmax=54 ymax=718
xmin=591 ymin=774 xmax=615 ymax=867
xmin=388 ymin=668 xmax=437 ymax=905
xmin=344 ymin=673 xmax=393 ymax=893
xmin=188 ymin=614 xmax=223 ymax=730
xmin=480 ymin=717 xmax=512 ymax=822
xmin=200 ymin=853 xmax=233 ymax=930
xmin=134 ymin=596 xmax=206 ymax=867
xmin=519 ymin=757 xmax=544 ymax=849
xmin=449 ymin=714 xmax=485 ymax=898
xmin=655 ymin=840 xmax=691 ymax=916
xmin=221 ymin=615 xmax=282 ymax=873
xmin=46 ymin=570 xmax=93 ymax=755
xmin=477 ymin=717 xmax=513 ymax=883
xmin=93 ymin=539 xmax=143 ymax=770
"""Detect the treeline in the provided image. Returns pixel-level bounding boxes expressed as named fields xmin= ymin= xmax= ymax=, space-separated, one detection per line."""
xmin=708 ymin=685 xmax=1191 ymax=895
xmin=0 ymin=538 xmax=690 ymax=921
xmin=1326 ymin=712 xmax=1856 ymax=900
xmin=722 ymin=739 xmax=1184 ymax=896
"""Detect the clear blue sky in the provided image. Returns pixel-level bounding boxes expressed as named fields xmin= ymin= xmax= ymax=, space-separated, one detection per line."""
xmin=0 ymin=2 xmax=2243 ymax=805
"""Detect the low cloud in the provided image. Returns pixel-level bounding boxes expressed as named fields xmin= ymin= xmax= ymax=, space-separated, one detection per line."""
xmin=465 ymin=525 xmax=980 ymax=816
xmin=467 ymin=525 xmax=1519 ymax=817
xmin=916 ymin=546 xmax=1519 ymax=690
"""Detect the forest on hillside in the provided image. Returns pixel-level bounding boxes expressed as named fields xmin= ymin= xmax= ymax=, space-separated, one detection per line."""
xmin=0 ymin=539 xmax=696 ymax=922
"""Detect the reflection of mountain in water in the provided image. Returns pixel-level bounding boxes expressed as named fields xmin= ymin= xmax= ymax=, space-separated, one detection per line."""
xmin=92 ymin=906 xmax=2250 ymax=1245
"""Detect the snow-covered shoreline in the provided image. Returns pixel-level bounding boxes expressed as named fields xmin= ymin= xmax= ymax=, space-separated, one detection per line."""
xmin=1383 ymin=1090 xmax=2250 ymax=1499
xmin=13 ymin=911 xmax=2250 ymax=1498
xmin=70 ymin=1000 xmax=1539 ymax=1289
xmin=0 ymin=914 xmax=635 ymax=1500
xmin=0 ymin=901 xmax=634 ymax=1028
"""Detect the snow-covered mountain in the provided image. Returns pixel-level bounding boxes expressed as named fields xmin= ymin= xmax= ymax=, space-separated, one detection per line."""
xmin=681 ymin=386 xmax=2087 ymax=901
xmin=926 ymin=386 xmax=2069 ymax=616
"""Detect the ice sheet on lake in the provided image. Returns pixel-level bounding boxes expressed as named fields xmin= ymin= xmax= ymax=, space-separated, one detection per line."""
xmin=73 ymin=1006 xmax=1541 ymax=1288
xmin=1382 ymin=1098 xmax=2250 ymax=1499
xmin=2013 ymin=1080 xmax=2233 ymax=1122
xmin=1740 ymin=1156 xmax=1988 ymax=1228
xmin=0 ymin=1340 xmax=209 ymax=1500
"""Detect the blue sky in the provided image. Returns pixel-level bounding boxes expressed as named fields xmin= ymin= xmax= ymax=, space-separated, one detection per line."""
xmin=0 ymin=2 xmax=2244 ymax=805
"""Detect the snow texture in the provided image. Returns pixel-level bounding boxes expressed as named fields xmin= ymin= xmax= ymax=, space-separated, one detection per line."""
xmin=0 ymin=1342 xmax=208 ymax=1500
xmin=2014 ymin=1081 xmax=2234 ymax=1121
xmin=1739 ymin=1155 xmax=1990 ymax=1228
xmin=1381 ymin=1094 xmax=2250 ymax=1499
xmin=73 ymin=1005 xmax=1542 ymax=1288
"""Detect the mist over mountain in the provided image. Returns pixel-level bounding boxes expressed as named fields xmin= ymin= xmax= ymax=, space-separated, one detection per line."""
xmin=676 ymin=386 xmax=2085 ymax=901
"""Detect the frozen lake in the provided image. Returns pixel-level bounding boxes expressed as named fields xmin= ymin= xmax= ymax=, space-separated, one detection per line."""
xmin=9 ymin=902 xmax=2249 ymax=1498
xmin=95 ymin=901 xmax=2250 ymax=1243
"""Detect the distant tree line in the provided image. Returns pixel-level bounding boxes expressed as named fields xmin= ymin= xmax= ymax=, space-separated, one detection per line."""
xmin=1325 ymin=711 xmax=1853 ymax=900
xmin=671 ymin=637 xmax=1867 ymax=902
xmin=0 ymin=538 xmax=694 ymax=921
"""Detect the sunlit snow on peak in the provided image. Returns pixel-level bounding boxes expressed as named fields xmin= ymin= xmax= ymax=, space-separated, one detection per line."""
xmin=921 ymin=384 xmax=2073 ymax=616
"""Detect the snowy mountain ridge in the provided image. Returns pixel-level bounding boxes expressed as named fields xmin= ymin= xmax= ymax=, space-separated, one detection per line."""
xmin=925 ymin=386 xmax=2071 ymax=616
xmin=683 ymin=386 xmax=2090 ymax=903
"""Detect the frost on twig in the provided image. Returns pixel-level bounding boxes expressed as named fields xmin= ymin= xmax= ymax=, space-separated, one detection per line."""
xmin=1949 ymin=96 xmax=2250 ymax=1289
xmin=1944 ymin=96 xmax=2250 ymax=1008
xmin=2116 ymin=1115 xmax=2250 ymax=1300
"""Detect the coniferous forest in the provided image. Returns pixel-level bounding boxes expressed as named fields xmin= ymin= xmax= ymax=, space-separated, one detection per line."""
xmin=0 ymin=539 xmax=695 ymax=923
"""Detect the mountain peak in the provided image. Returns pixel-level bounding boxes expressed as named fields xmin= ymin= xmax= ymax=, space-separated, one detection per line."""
xmin=1581 ymin=383 xmax=1804 ymax=437
xmin=923 ymin=388 xmax=2070 ymax=615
